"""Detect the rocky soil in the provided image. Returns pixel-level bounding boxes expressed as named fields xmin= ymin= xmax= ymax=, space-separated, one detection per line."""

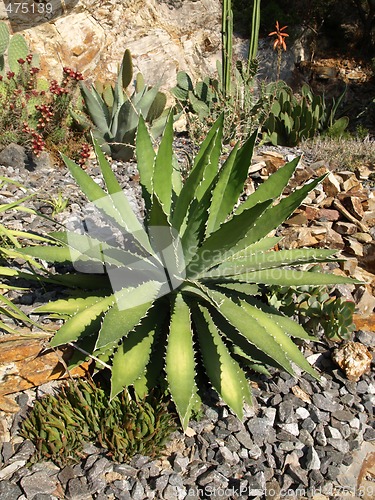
xmin=0 ymin=140 xmax=374 ymax=500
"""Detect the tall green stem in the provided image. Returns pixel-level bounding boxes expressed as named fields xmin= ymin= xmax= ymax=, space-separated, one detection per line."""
xmin=248 ymin=0 xmax=261 ymax=69
xmin=221 ymin=0 xmax=233 ymax=98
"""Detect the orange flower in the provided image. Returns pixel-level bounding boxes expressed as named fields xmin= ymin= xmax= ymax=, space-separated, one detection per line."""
xmin=268 ymin=21 xmax=289 ymax=51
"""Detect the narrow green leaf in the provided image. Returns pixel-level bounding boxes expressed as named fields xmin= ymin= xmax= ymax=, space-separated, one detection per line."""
xmin=229 ymin=174 xmax=329 ymax=253
xmin=194 ymin=305 xmax=251 ymax=417
xmin=166 ymin=293 xmax=197 ymax=430
xmin=188 ymin=200 xmax=272 ymax=276
xmin=95 ymin=281 xmax=161 ymax=349
xmin=235 ymin=157 xmax=299 ymax=215
xmin=49 ymin=295 xmax=114 ymax=347
xmin=153 ymin=112 xmax=174 ymax=215
xmin=235 ymin=269 xmax=360 ymax=286
xmin=136 ymin=115 xmax=155 ymax=211
xmin=240 ymin=301 xmax=319 ymax=379
xmin=172 ymin=115 xmax=223 ymax=231
xmin=203 ymin=248 xmax=339 ymax=278
xmin=206 ymin=131 xmax=257 ymax=235
xmin=34 ymin=296 xmax=106 ymax=316
xmin=110 ymin=307 xmax=162 ymax=399
xmin=200 ymin=287 xmax=295 ymax=375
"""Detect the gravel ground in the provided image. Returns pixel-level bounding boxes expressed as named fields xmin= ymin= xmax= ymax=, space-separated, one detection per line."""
xmin=0 ymin=142 xmax=374 ymax=499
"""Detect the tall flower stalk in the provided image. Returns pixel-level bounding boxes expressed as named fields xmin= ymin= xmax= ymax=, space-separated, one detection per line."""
xmin=268 ymin=21 xmax=289 ymax=81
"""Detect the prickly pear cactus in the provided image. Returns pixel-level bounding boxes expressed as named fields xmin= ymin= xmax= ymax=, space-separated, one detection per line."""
xmin=0 ymin=22 xmax=10 ymax=56
xmin=8 ymin=33 xmax=28 ymax=74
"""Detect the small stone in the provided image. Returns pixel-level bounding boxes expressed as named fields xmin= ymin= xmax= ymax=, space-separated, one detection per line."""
xmin=287 ymin=465 xmax=308 ymax=485
xmin=235 ymin=429 xmax=253 ymax=449
xmin=312 ymin=394 xmax=342 ymax=412
xmin=305 ymin=446 xmax=321 ymax=470
xmin=327 ymin=438 xmax=350 ymax=453
xmin=332 ymin=341 xmax=372 ymax=381
xmin=298 ymin=429 xmax=314 ymax=447
xmin=343 ymin=196 xmax=365 ymax=219
xmin=278 ymin=423 xmax=299 ymax=437
xmin=173 ymin=454 xmax=189 ymax=473
xmin=326 ymin=426 xmax=342 ymax=439
xmin=245 ymin=471 xmax=266 ymax=496
xmin=0 ymin=480 xmax=23 ymax=500
xmin=354 ymin=232 xmax=373 ymax=243
xmin=323 ymin=172 xmax=341 ymax=197
xmin=216 ymin=446 xmax=238 ymax=464
xmin=344 ymin=236 xmax=364 ymax=256
xmin=356 ymin=330 xmax=375 ymax=347
xmin=20 ymin=472 xmax=58 ymax=499
xmin=317 ymin=208 xmax=340 ymax=221
xmin=131 ymin=481 xmax=145 ymax=500
xmin=67 ymin=477 xmax=91 ymax=499
xmin=295 ymin=407 xmax=310 ymax=420
xmin=364 ymin=427 xmax=375 ymax=440
xmin=247 ymin=444 xmax=262 ymax=460
xmin=0 ymin=144 xmax=28 ymax=169
xmin=354 ymin=287 xmax=375 ymax=318
xmin=277 ymin=401 xmax=295 ymax=423
xmin=334 ymin=221 xmax=357 ymax=235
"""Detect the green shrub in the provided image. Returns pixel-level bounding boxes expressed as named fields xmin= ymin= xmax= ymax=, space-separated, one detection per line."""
xmin=262 ymin=83 xmax=349 ymax=146
xmin=13 ymin=115 xmax=357 ymax=429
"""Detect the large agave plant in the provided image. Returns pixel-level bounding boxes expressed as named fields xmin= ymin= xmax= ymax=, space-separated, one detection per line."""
xmin=17 ymin=114 xmax=357 ymax=429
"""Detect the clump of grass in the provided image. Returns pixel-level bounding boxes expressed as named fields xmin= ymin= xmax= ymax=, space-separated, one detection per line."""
xmin=302 ymin=135 xmax=375 ymax=172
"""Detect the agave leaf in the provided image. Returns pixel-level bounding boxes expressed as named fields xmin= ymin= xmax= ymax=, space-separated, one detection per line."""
xmin=193 ymin=304 xmax=251 ymax=417
xmin=206 ymin=131 xmax=257 ymax=235
xmin=181 ymin=176 xmax=215 ymax=264
xmin=172 ymin=114 xmax=223 ymax=231
xmin=235 ymin=157 xmax=299 ymax=215
xmin=49 ymin=295 xmax=115 ymax=347
xmin=229 ymin=174 xmax=329 ymax=254
xmin=193 ymin=114 xmax=223 ymax=202
xmin=153 ymin=112 xmax=174 ymax=215
xmin=16 ymin=245 xmax=83 ymax=264
xmin=240 ymin=301 xmax=319 ymax=379
xmin=224 ymin=236 xmax=281 ymax=261
xmin=166 ymin=293 xmax=197 ymax=430
xmin=188 ymin=200 xmax=273 ymax=276
xmin=203 ymin=248 xmax=339 ymax=278
xmin=80 ymin=83 xmax=111 ymax=133
xmin=110 ymin=306 xmax=164 ymax=398
xmin=236 ymin=269 xmax=360 ymax=286
xmin=95 ymin=281 xmax=162 ymax=349
xmin=136 ymin=115 xmax=156 ymax=211
xmin=0 ymin=294 xmax=41 ymax=329
xmin=198 ymin=286 xmax=296 ymax=375
xmin=34 ymin=295 xmax=106 ymax=316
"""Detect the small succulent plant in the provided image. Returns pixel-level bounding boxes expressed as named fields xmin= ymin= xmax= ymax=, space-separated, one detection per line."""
xmin=19 ymin=378 xmax=176 ymax=466
xmin=171 ymin=71 xmax=219 ymax=119
xmin=265 ymin=277 xmax=356 ymax=341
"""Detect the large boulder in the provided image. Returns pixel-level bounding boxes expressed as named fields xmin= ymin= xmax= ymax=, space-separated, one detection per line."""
xmin=0 ymin=0 xmax=222 ymax=88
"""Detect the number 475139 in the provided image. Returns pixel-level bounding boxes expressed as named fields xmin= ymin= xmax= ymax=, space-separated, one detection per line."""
xmin=5 ymin=3 xmax=53 ymax=15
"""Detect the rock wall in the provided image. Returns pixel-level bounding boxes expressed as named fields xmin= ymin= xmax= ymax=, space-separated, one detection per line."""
xmin=0 ymin=0 xmax=222 ymax=88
